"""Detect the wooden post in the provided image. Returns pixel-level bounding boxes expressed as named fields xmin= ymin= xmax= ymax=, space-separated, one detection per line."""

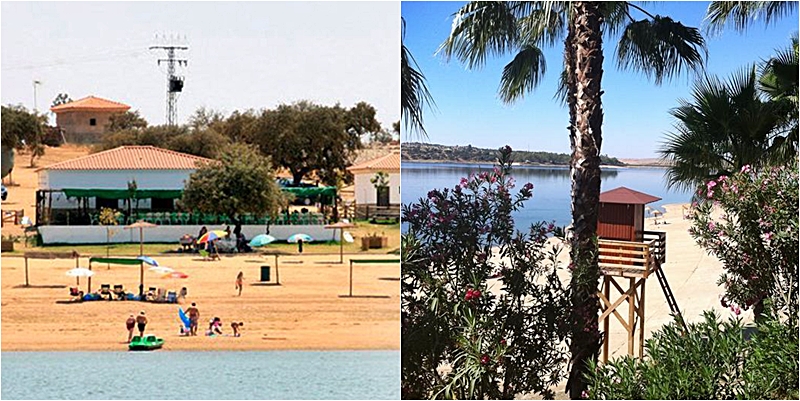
xmin=24 ymin=256 xmax=29 ymax=287
xmin=638 ymin=277 xmax=646 ymax=358
xmin=349 ymin=260 xmax=354 ymax=297
xmin=602 ymin=275 xmax=609 ymax=362
xmin=339 ymin=228 xmax=344 ymax=264
xmin=274 ymin=254 xmax=280 ymax=285
xmin=87 ymin=260 xmax=92 ymax=294
xmin=628 ymin=277 xmax=635 ymax=356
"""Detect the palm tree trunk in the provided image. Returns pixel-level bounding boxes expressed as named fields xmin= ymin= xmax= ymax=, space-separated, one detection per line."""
xmin=566 ymin=2 xmax=604 ymax=399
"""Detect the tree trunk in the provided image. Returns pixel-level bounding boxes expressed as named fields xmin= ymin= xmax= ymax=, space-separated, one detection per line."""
xmin=291 ymin=170 xmax=306 ymax=186
xmin=566 ymin=2 xmax=604 ymax=399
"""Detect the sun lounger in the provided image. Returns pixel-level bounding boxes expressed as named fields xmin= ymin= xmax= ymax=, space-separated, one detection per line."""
xmin=113 ymin=284 xmax=126 ymax=300
xmin=100 ymin=284 xmax=112 ymax=301
xmin=167 ymin=291 xmax=177 ymax=304
xmin=155 ymin=288 xmax=167 ymax=303
xmin=69 ymin=286 xmax=84 ymax=301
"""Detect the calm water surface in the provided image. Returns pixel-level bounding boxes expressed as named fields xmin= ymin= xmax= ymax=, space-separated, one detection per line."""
xmin=402 ymin=162 xmax=694 ymax=229
xmin=1 ymin=350 xmax=399 ymax=400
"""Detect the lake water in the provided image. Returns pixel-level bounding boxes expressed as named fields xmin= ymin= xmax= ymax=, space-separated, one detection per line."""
xmin=402 ymin=162 xmax=694 ymax=230
xmin=0 ymin=350 xmax=399 ymax=400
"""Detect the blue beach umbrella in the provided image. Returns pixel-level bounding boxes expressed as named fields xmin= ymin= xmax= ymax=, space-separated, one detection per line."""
xmin=249 ymin=234 xmax=276 ymax=247
xmin=287 ymin=233 xmax=313 ymax=243
xmin=137 ymin=255 xmax=159 ymax=266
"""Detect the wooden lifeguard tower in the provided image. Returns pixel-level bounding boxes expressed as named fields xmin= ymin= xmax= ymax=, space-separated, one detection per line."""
xmin=596 ymin=187 xmax=684 ymax=362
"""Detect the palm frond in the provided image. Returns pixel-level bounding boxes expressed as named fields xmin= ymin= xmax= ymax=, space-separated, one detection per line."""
xmin=661 ymin=67 xmax=787 ymax=190
xmin=499 ymin=43 xmax=547 ymax=104
xmin=438 ymin=1 xmax=520 ymax=69
xmin=617 ymin=16 xmax=707 ymax=84
xmin=401 ymin=18 xmax=435 ymax=139
xmin=705 ymin=1 xmax=798 ymax=34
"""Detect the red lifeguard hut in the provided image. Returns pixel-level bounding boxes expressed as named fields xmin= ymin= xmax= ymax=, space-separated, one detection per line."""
xmin=594 ymin=187 xmax=683 ymax=362
xmin=598 ymin=187 xmax=661 ymax=242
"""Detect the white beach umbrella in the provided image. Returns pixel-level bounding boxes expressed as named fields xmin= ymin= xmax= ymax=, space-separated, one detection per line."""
xmin=66 ymin=267 xmax=95 ymax=285
xmin=148 ymin=266 xmax=174 ymax=274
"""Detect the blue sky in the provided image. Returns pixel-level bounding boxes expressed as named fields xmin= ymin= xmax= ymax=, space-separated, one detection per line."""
xmin=1 ymin=2 xmax=399 ymax=129
xmin=402 ymin=1 xmax=798 ymax=158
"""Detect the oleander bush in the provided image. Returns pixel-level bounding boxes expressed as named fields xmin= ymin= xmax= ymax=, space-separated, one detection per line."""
xmin=401 ymin=146 xmax=570 ymax=399
xmin=690 ymin=164 xmax=798 ymax=322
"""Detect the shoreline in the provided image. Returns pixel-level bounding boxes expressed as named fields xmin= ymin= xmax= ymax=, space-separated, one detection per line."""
xmin=401 ymin=159 xmax=669 ymax=168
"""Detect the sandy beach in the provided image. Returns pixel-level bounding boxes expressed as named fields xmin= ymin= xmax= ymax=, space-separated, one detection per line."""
xmin=1 ymin=145 xmax=399 ymax=352
xmin=1 ymin=252 xmax=399 ymax=351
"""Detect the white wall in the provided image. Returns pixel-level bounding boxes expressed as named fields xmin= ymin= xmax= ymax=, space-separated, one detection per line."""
xmin=40 ymin=169 xmax=193 ymax=191
xmin=353 ymin=171 xmax=400 ymax=205
xmin=39 ymin=224 xmax=336 ymax=244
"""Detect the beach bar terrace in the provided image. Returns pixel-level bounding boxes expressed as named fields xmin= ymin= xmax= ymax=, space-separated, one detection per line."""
xmin=34 ymin=146 xmax=336 ymax=244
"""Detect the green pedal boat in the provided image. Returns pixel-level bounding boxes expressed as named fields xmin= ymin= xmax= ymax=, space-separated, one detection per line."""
xmin=129 ymin=335 xmax=165 ymax=351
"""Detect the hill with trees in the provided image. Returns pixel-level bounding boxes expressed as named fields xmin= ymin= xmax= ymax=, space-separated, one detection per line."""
xmin=402 ymin=142 xmax=625 ymax=166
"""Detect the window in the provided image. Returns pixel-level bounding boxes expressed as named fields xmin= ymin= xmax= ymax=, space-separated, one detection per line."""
xmin=89 ymin=118 xmax=97 ymax=126
xmin=96 ymin=197 xmax=118 ymax=210
xmin=151 ymin=198 xmax=174 ymax=211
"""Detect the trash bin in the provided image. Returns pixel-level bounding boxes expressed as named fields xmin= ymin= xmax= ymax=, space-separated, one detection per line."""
xmin=260 ymin=266 xmax=271 ymax=282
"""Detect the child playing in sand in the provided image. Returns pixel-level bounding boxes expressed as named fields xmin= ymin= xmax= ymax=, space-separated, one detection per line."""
xmin=231 ymin=321 xmax=244 ymax=337
xmin=235 ymin=271 xmax=244 ymax=296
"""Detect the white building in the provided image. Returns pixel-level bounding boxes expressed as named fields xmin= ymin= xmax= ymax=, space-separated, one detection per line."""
xmin=347 ymin=151 xmax=400 ymax=218
xmin=35 ymin=145 xmax=335 ymax=244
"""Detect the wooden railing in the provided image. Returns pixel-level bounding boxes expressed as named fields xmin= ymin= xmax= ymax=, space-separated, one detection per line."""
xmin=643 ymin=231 xmax=666 ymax=264
xmin=598 ymin=239 xmax=656 ymax=278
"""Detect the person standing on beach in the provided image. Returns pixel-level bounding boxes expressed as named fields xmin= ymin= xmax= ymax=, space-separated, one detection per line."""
xmin=297 ymin=238 xmax=304 ymax=254
xmin=186 ymin=302 xmax=200 ymax=336
xmin=235 ymin=271 xmax=244 ymax=296
xmin=126 ymin=314 xmax=136 ymax=342
xmin=136 ymin=311 xmax=148 ymax=337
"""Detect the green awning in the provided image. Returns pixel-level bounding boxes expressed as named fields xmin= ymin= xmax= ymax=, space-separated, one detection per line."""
xmin=281 ymin=186 xmax=337 ymax=205
xmin=62 ymin=189 xmax=183 ymax=199
xmin=89 ymin=257 xmax=143 ymax=265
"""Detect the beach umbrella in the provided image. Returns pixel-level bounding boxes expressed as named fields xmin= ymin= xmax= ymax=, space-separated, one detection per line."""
xmin=198 ymin=230 xmax=227 ymax=244
xmin=149 ymin=266 xmax=174 ymax=274
xmin=162 ymin=271 xmax=189 ymax=279
xmin=66 ymin=267 xmax=94 ymax=286
xmin=287 ymin=233 xmax=313 ymax=243
xmin=325 ymin=222 xmax=355 ymax=263
xmin=124 ymin=220 xmax=157 ymax=256
xmin=249 ymin=234 xmax=276 ymax=247
xmin=137 ymin=255 xmax=159 ymax=266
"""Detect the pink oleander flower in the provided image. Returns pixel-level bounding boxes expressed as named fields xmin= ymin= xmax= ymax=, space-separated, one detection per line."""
xmin=708 ymin=221 xmax=716 ymax=231
xmin=707 ymin=190 xmax=714 ymax=198
xmin=581 ymin=390 xmax=589 ymax=399
xmin=522 ymin=182 xmax=534 ymax=192
xmin=459 ymin=177 xmax=469 ymax=188
xmin=731 ymin=305 xmax=741 ymax=316
xmin=741 ymin=165 xmax=752 ymax=174
xmin=707 ymin=180 xmax=717 ymax=189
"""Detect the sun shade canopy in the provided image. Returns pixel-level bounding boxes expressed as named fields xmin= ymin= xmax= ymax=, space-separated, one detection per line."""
xmin=89 ymin=257 xmax=143 ymax=265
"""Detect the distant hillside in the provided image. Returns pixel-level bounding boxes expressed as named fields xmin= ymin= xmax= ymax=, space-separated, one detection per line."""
xmin=402 ymin=143 xmax=625 ymax=166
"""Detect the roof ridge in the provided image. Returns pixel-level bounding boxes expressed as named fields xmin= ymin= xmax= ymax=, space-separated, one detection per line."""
xmin=37 ymin=145 xmax=214 ymax=172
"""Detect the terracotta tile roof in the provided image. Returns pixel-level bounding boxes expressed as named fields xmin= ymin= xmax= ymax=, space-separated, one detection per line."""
xmin=347 ymin=151 xmax=400 ymax=173
xmin=50 ymin=96 xmax=131 ymax=113
xmin=599 ymin=187 xmax=662 ymax=205
xmin=38 ymin=146 xmax=213 ymax=171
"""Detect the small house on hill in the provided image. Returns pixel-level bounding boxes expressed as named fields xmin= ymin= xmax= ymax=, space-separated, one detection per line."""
xmin=347 ymin=151 xmax=400 ymax=219
xmin=50 ymin=96 xmax=130 ymax=143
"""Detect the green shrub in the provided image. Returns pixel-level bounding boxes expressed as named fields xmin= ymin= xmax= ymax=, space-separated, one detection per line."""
xmin=587 ymin=311 xmax=799 ymax=399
